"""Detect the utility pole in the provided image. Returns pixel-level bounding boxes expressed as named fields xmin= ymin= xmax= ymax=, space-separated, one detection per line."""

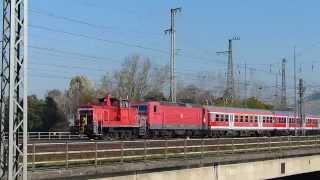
xmin=274 ymin=71 xmax=279 ymax=108
xmin=280 ymin=58 xmax=287 ymax=109
xmin=293 ymin=47 xmax=297 ymax=118
xmin=217 ymin=37 xmax=240 ymax=104
xmin=165 ymin=7 xmax=181 ymax=103
xmin=298 ymin=79 xmax=305 ymax=136
xmin=244 ymin=63 xmax=247 ymax=107
xmin=1 ymin=0 xmax=28 ymax=179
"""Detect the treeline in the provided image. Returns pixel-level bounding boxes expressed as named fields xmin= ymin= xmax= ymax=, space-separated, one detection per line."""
xmin=28 ymin=54 xmax=273 ymax=131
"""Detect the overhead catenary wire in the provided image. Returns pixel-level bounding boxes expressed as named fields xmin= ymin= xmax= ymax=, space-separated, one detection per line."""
xmin=26 ymin=7 xmax=320 ymax=102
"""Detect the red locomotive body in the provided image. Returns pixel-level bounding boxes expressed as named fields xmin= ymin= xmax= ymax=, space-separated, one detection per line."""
xmin=78 ymin=95 xmax=138 ymax=137
xmin=136 ymin=102 xmax=207 ymax=136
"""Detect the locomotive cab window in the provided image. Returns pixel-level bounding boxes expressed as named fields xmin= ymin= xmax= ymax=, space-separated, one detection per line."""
xmin=138 ymin=105 xmax=148 ymax=113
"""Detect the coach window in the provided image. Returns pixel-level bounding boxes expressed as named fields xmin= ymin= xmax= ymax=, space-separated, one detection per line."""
xmin=250 ymin=116 xmax=254 ymax=122
xmin=223 ymin=114 xmax=227 ymax=121
xmin=240 ymin=116 xmax=243 ymax=122
xmin=215 ymin=114 xmax=219 ymax=121
xmin=235 ymin=115 xmax=239 ymax=122
xmin=244 ymin=116 xmax=248 ymax=122
xmin=153 ymin=105 xmax=157 ymax=113
xmin=263 ymin=117 xmax=266 ymax=123
xmin=254 ymin=116 xmax=258 ymax=122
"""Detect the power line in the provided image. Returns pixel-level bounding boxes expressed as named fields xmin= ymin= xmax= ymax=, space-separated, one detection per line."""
xmin=29 ymin=8 xmax=163 ymax=37
xmin=29 ymin=62 xmax=107 ymax=73
xmin=29 ymin=45 xmax=119 ymax=63
xmin=29 ymin=24 xmax=169 ymax=54
xmin=29 ymin=8 xmax=231 ymax=64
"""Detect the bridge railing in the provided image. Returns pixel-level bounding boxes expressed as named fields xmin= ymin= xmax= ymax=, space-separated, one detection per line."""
xmin=4 ymin=132 xmax=86 ymax=140
xmin=26 ymin=135 xmax=320 ymax=169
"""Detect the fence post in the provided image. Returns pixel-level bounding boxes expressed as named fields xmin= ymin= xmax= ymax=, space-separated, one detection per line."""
xmin=288 ymin=136 xmax=291 ymax=148
xmin=231 ymin=138 xmax=234 ymax=154
xmin=201 ymin=138 xmax=204 ymax=159
xmin=269 ymin=136 xmax=271 ymax=152
xmin=184 ymin=138 xmax=187 ymax=160
xmin=32 ymin=143 xmax=36 ymax=169
xmin=165 ymin=139 xmax=168 ymax=160
xmin=95 ymin=142 xmax=98 ymax=166
xmin=38 ymin=132 xmax=40 ymax=140
xmin=279 ymin=137 xmax=282 ymax=153
xmin=144 ymin=139 xmax=147 ymax=162
xmin=49 ymin=132 xmax=51 ymax=140
xmin=217 ymin=138 xmax=220 ymax=156
xmin=121 ymin=141 xmax=124 ymax=163
xmin=65 ymin=142 xmax=69 ymax=168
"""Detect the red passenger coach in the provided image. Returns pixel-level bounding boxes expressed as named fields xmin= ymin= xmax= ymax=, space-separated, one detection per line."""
xmin=206 ymin=106 xmax=272 ymax=130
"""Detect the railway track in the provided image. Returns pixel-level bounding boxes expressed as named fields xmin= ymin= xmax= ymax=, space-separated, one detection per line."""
xmin=27 ymin=135 xmax=320 ymax=169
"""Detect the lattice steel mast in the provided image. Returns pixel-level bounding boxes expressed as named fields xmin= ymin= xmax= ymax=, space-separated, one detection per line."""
xmin=280 ymin=58 xmax=287 ymax=109
xmin=165 ymin=7 xmax=181 ymax=103
xmin=217 ymin=37 xmax=240 ymax=103
xmin=0 ymin=0 xmax=28 ymax=179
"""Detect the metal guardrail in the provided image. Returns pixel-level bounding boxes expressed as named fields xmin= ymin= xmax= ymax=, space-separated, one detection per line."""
xmin=4 ymin=132 xmax=87 ymax=140
xmin=27 ymin=135 xmax=320 ymax=169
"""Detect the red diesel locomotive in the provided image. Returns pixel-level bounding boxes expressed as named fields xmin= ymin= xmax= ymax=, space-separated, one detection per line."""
xmin=76 ymin=95 xmax=320 ymax=138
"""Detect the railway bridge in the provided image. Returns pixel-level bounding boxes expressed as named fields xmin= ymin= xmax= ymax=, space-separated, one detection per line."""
xmin=25 ymin=135 xmax=320 ymax=180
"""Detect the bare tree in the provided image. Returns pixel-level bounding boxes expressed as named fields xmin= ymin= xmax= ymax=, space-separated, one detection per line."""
xmin=66 ymin=75 xmax=95 ymax=119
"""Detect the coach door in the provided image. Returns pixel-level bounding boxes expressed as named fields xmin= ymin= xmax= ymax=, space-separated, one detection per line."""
xmin=258 ymin=115 xmax=263 ymax=128
xmin=229 ymin=114 xmax=235 ymax=128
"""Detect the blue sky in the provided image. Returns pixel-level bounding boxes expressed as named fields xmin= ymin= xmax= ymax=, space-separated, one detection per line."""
xmin=20 ymin=0 xmax=320 ymax=98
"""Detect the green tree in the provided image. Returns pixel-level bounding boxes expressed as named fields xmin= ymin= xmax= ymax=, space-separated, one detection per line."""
xmin=245 ymin=97 xmax=273 ymax=110
xmin=28 ymin=95 xmax=45 ymax=131
xmin=42 ymin=96 xmax=67 ymax=131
